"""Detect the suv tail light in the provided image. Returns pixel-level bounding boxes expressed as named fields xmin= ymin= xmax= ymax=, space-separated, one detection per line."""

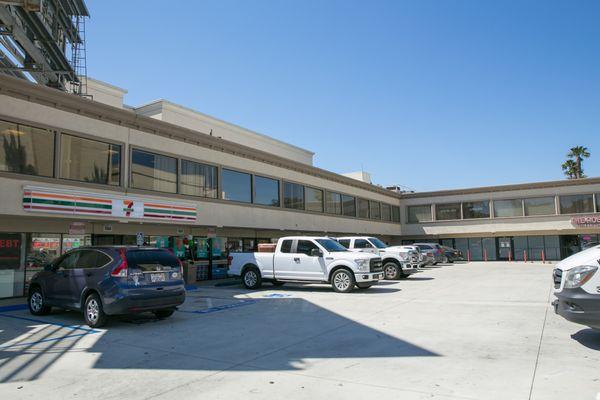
xmin=227 ymin=255 xmax=233 ymax=266
xmin=111 ymin=248 xmax=128 ymax=277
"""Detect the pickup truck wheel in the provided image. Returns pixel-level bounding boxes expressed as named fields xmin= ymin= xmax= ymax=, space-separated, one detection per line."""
xmin=331 ymin=269 xmax=355 ymax=293
xmin=242 ymin=267 xmax=262 ymax=289
xmin=383 ymin=261 xmax=401 ymax=280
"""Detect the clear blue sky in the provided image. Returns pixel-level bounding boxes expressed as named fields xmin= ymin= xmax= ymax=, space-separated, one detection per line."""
xmin=86 ymin=1 xmax=600 ymax=192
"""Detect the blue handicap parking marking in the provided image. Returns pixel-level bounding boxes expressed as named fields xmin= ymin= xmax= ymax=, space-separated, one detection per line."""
xmin=0 ymin=305 xmax=100 ymax=350
xmin=178 ymin=299 xmax=257 ymax=315
xmin=263 ymin=293 xmax=292 ymax=298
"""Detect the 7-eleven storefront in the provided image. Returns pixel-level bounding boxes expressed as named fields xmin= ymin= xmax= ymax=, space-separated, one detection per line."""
xmin=1 ymin=186 xmax=208 ymax=299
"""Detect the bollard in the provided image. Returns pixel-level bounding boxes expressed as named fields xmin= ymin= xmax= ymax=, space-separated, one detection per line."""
xmin=541 ymin=250 xmax=545 ymax=264
xmin=467 ymin=250 xmax=471 ymax=262
xmin=484 ymin=249 xmax=488 ymax=262
xmin=523 ymin=250 xmax=527 ymax=263
xmin=508 ymin=250 xmax=512 ymax=262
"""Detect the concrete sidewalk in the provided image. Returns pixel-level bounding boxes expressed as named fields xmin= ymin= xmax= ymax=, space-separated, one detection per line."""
xmin=0 ymin=262 xmax=598 ymax=400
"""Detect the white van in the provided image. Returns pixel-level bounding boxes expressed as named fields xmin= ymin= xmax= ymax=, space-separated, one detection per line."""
xmin=552 ymin=245 xmax=600 ymax=330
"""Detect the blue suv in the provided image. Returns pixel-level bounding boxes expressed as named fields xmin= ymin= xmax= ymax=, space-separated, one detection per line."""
xmin=28 ymin=246 xmax=186 ymax=327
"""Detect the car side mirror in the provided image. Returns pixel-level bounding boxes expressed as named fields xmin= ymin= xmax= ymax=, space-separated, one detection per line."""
xmin=310 ymin=249 xmax=323 ymax=257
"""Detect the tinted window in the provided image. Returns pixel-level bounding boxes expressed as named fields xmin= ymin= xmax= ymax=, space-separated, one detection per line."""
xmin=408 ymin=205 xmax=432 ymax=223
xmin=56 ymin=252 xmax=79 ymax=270
xmin=357 ymin=198 xmax=369 ymax=218
xmin=131 ymin=149 xmax=177 ymax=193
xmin=369 ymin=201 xmax=381 ymax=220
xmin=284 ymin=182 xmax=305 ymax=210
xmin=338 ymin=239 xmax=351 ymax=248
xmin=326 ymin=192 xmax=342 ymax=214
xmin=75 ymin=250 xmax=98 ymax=269
xmin=369 ymin=237 xmax=388 ymax=249
xmin=391 ymin=206 xmax=401 ymax=223
xmin=342 ymin=195 xmax=356 ymax=217
xmin=355 ymin=239 xmax=372 ymax=249
xmin=305 ymin=187 xmax=323 ymax=212
xmin=436 ymin=203 xmax=461 ymax=220
xmin=280 ymin=240 xmax=293 ymax=253
xmin=180 ymin=160 xmax=217 ymax=198
xmin=417 ymin=244 xmax=432 ymax=249
xmin=559 ymin=194 xmax=594 ymax=214
xmin=0 ymin=120 xmax=54 ymax=177
xmin=494 ymin=199 xmax=523 ymax=218
xmin=381 ymin=204 xmax=392 ymax=221
xmin=60 ymin=134 xmax=120 ymax=186
xmin=126 ymin=250 xmax=179 ymax=271
xmin=297 ymin=240 xmax=319 ymax=256
xmin=221 ymin=169 xmax=252 ymax=203
xmin=315 ymin=239 xmax=348 ymax=252
xmin=463 ymin=201 xmax=490 ymax=219
xmin=254 ymin=175 xmax=280 ymax=207
xmin=524 ymin=197 xmax=556 ymax=216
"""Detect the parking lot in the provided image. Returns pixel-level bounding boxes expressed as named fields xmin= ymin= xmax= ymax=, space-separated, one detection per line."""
xmin=0 ymin=262 xmax=598 ymax=400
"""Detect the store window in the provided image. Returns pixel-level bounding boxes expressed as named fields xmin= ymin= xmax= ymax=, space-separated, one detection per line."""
xmin=0 ymin=233 xmax=24 ymax=298
xmin=463 ymin=201 xmax=490 ymax=219
xmin=24 ymin=233 xmax=60 ymax=293
xmin=284 ymin=182 xmax=305 ymax=210
xmin=131 ymin=149 xmax=177 ymax=193
xmin=326 ymin=191 xmax=342 ymax=215
xmin=524 ymin=197 xmax=556 ymax=216
xmin=559 ymin=194 xmax=594 ymax=214
xmin=369 ymin=201 xmax=381 ymax=220
xmin=254 ymin=175 xmax=280 ymax=207
xmin=408 ymin=205 xmax=432 ymax=223
xmin=305 ymin=187 xmax=323 ymax=212
xmin=221 ymin=169 xmax=252 ymax=203
xmin=180 ymin=159 xmax=217 ymax=198
xmin=342 ymin=195 xmax=356 ymax=217
xmin=493 ymin=199 xmax=523 ymax=218
xmin=435 ymin=203 xmax=461 ymax=220
xmin=0 ymin=120 xmax=54 ymax=177
xmin=391 ymin=206 xmax=401 ymax=223
xmin=357 ymin=198 xmax=369 ymax=218
xmin=381 ymin=204 xmax=392 ymax=221
xmin=60 ymin=134 xmax=120 ymax=186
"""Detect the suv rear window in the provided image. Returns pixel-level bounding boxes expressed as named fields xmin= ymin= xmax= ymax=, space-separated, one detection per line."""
xmin=126 ymin=250 xmax=179 ymax=272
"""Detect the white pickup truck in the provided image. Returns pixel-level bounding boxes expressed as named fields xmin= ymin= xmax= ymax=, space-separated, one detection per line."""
xmin=229 ymin=236 xmax=383 ymax=293
xmin=337 ymin=236 xmax=421 ymax=280
xmin=552 ymin=245 xmax=600 ymax=331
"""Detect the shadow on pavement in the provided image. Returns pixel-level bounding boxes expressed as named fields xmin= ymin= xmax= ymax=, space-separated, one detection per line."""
xmin=571 ymin=328 xmax=600 ymax=350
xmin=0 ymin=291 xmax=439 ymax=382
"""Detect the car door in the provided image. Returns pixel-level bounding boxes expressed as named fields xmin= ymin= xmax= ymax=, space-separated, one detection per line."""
xmin=293 ymin=240 xmax=326 ymax=281
xmin=68 ymin=249 xmax=105 ymax=309
xmin=45 ymin=251 xmax=80 ymax=307
xmin=273 ymin=239 xmax=296 ymax=280
xmin=354 ymin=239 xmax=377 ymax=254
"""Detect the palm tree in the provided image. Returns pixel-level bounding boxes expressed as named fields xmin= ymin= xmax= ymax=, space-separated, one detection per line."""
xmin=567 ymin=146 xmax=590 ymax=179
xmin=562 ymin=159 xmax=577 ymax=179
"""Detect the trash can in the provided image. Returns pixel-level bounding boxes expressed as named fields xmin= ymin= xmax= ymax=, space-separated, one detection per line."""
xmin=183 ymin=260 xmax=197 ymax=284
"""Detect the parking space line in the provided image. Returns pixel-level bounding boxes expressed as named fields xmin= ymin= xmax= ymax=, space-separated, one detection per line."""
xmin=0 ymin=312 xmax=100 ymax=333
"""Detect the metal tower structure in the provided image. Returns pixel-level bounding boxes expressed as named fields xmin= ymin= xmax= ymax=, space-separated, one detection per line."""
xmin=0 ymin=0 xmax=90 ymax=95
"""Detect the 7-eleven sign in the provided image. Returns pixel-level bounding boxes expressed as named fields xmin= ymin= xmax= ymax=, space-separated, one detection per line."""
xmin=112 ymin=199 xmax=144 ymax=218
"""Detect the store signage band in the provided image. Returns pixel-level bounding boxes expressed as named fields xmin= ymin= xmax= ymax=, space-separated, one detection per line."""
xmin=571 ymin=215 xmax=600 ymax=227
xmin=23 ymin=186 xmax=197 ymax=223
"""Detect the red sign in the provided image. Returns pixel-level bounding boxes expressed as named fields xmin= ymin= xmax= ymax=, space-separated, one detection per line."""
xmin=571 ymin=215 xmax=600 ymax=227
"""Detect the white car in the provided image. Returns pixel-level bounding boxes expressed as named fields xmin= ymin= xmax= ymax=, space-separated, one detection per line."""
xmin=552 ymin=245 xmax=600 ymax=330
xmin=337 ymin=237 xmax=421 ymax=280
xmin=229 ymin=236 xmax=383 ymax=293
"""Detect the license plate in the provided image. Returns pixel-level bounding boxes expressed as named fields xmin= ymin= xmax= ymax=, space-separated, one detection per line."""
xmin=150 ymin=273 xmax=166 ymax=283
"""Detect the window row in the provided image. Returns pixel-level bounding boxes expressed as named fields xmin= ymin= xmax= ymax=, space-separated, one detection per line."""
xmin=282 ymin=182 xmax=399 ymax=221
xmin=0 ymin=119 xmax=399 ymax=222
xmin=407 ymin=193 xmax=600 ymax=223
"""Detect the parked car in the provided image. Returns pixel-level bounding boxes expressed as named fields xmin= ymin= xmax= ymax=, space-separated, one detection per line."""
xmin=552 ymin=245 xmax=600 ymax=331
xmin=412 ymin=243 xmax=445 ymax=265
xmin=336 ymin=236 xmax=420 ymax=280
xmin=229 ymin=236 xmax=383 ymax=293
xmin=28 ymin=246 xmax=186 ymax=328
xmin=441 ymin=246 xmax=463 ymax=263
